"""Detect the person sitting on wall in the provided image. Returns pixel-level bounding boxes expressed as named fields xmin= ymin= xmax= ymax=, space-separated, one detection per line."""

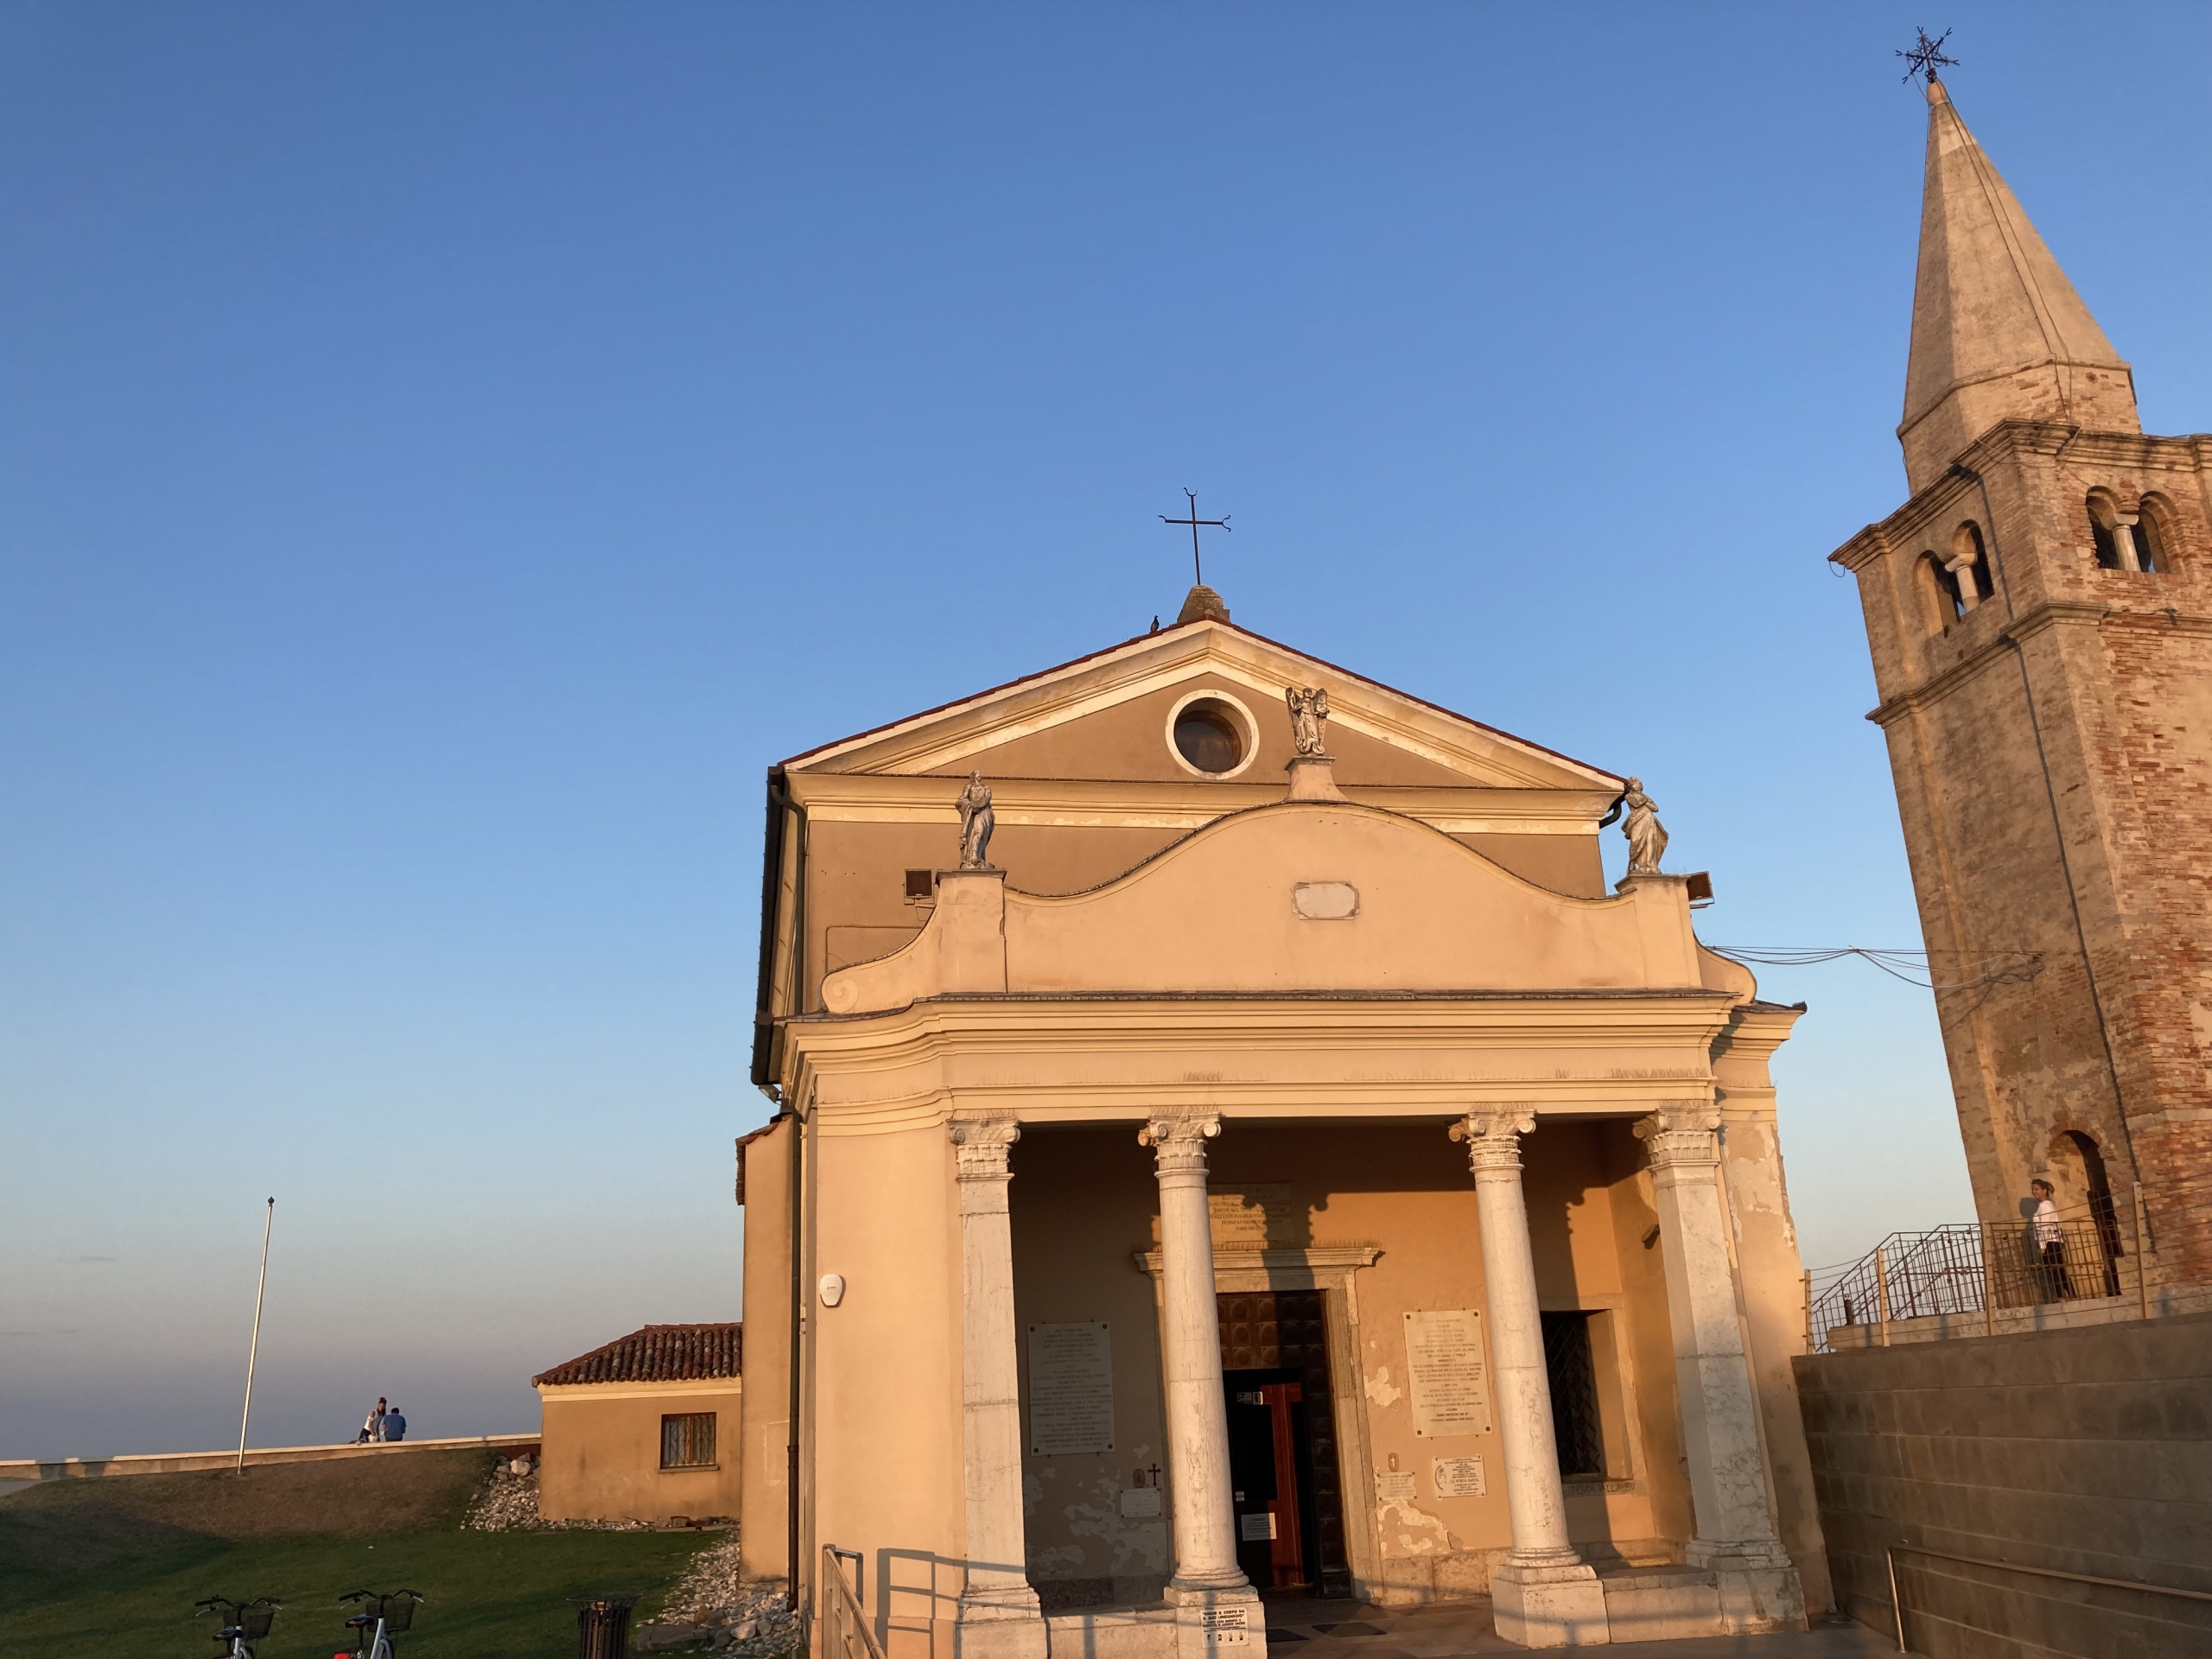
xmin=382 ymin=1405 xmax=406 ymax=1442
xmin=355 ymin=1397 xmax=387 ymax=1444
xmin=2030 ymin=1180 xmax=2073 ymax=1302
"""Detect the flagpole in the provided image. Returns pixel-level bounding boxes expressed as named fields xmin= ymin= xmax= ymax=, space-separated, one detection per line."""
xmin=237 ymin=1198 xmax=274 ymax=1475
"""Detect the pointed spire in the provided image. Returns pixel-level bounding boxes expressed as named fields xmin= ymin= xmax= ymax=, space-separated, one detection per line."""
xmin=1898 ymin=77 xmax=2137 ymax=492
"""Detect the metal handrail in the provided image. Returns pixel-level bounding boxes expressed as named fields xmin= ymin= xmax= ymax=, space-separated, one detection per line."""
xmin=1886 ymin=1544 xmax=2212 ymax=1652
xmin=1808 ymin=1192 xmax=2166 ymax=1353
xmin=821 ymin=1545 xmax=886 ymax=1659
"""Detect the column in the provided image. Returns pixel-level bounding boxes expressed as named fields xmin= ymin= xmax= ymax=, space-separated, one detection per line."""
xmin=950 ymin=1118 xmax=1046 ymax=1656
xmin=1453 ymin=1112 xmax=1609 ymax=1649
xmin=1141 ymin=1113 xmax=1248 ymax=1596
xmin=2112 ymin=511 xmax=2145 ymax=572
xmin=1944 ymin=552 xmax=1983 ymax=609
xmin=1637 ymin=1104 xmax=1805 ymax=1633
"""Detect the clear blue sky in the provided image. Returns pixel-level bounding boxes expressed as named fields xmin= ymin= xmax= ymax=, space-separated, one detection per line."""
xmin=4 ymin=4 xmax=2207 ymax=1459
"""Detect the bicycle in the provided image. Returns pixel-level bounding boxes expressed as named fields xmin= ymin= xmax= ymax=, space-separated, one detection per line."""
xmin=194 ymin=1597 xmax=280 ymax=1658
xmin=339 ymin=1588 xmax=423 ymax=1659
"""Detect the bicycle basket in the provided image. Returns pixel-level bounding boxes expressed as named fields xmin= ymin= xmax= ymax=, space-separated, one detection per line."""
xmin=200 ymin=1598 xmax=278 ymax=1643
xmin=348 ymin=1591 xmax=421 ymax=1633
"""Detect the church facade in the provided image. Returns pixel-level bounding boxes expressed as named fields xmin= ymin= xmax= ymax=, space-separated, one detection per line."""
xmin=736 ymin=603 xmax=1827 ymax=1652
xmin=1831 ymin=77 xmax=2212 ymax=1287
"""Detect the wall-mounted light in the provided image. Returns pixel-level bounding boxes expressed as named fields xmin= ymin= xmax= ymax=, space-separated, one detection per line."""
xmin=818 ymin=1273 xmax=846 ymax=1307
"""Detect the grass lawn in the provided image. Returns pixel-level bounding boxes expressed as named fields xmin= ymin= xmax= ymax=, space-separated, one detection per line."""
xmin=0 ymin=1449 xmax=716 ymax=1659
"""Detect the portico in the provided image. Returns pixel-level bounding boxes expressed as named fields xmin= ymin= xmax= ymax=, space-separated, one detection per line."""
xmin=736 ymin=610 xmax=1828 ymax=1656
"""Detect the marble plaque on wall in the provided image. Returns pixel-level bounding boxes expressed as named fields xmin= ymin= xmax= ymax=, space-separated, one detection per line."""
xmin=1027 ymin=1321 xmax=1115 ymax=1455
xmin=1432 ymin=1455 xmax=1487 ymax=1497
xmin=1373 ymin=1468 xmax=1416 ymax=1502
xmin=1403 ymin=1308 xmax=1491 ymax=1437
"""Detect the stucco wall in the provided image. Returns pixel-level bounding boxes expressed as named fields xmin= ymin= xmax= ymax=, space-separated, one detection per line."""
xmin=804 ymin=1118 xmax=966 ymax=1656
xmin=1794 ymin=1311 xmax=2212 ymax=1657
xmin=740 ymin=1116 xmax=795 ymax=1583
xmin=538 ymin=1382 xmax=743 ymax=1524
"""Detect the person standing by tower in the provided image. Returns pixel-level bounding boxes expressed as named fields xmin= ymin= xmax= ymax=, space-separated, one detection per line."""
xmin=2029 ymin=1181 xmax=2071 ymax=1302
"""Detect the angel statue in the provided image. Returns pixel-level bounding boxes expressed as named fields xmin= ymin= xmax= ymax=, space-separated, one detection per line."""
xmin=956 ymin=772 xmax=996 ymax=869
xmin=1622 ymin=776 xmax=1669 ymax=874
xmin=1286 ymin=684 xmax=1332 ymax=758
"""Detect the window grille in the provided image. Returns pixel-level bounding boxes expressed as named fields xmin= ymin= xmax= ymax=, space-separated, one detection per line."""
xmin=1540 ymin=1312 xmax=1606 ymax=1479
xmin=661 ymin=1412 xmax=716 ymax=1470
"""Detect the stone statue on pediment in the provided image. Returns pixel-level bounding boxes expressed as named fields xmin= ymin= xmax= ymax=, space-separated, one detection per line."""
xmin=1623 ymin=776 xmax=1668 ymax=874
xmin=956 ymin=772 xmax=996 ymax=869
xmin=1286 ymin=685 xmax=1332 ymax=758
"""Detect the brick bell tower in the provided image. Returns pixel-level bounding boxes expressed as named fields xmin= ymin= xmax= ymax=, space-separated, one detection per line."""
xmin=1831 ymin=74 xmax=2212 ymax=1287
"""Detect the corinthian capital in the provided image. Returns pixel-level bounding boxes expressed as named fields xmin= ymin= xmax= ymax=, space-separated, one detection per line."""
xmin=950 ymin=1116 xmax=1021 ymax=1180
xmin=1449 ymin=1110 xmax=1536 ymax=1173
xmin=1138 ymin=1112 xmax=1221 ymax=1176
xmin=1634 ymin=1103 xmax=1721 ymax=1170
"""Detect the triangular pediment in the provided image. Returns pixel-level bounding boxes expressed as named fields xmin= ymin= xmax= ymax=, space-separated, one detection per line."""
xmin=781 ymin=618 xmax=1618 ymax=793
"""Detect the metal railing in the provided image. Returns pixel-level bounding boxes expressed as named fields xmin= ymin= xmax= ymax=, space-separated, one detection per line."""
xmin=1886 ymin=1543 xmax=2212 ymax=1653
xmin=1806 ymin=1182 xmax=2171 ymax=1353
xmin=821 ymin=1547 xmax=884 ymax=1659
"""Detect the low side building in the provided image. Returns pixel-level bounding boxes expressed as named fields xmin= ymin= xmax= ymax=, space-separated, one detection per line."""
xmin=534 ymin=1322 xmax=742 ymax=1525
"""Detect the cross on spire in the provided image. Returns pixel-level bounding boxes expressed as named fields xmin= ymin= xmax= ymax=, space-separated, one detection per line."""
xmin=1160 ymin=489 xmax=1230 ymax=587
xmin=1897 ymin=26 xmax=1958 ymax=86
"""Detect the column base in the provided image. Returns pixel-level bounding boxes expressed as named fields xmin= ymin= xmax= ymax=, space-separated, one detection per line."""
xmin=1166 ymin=1581 xmax=1267 ymax=1659
xmin=954 ymin=1596 xmax=1049 ymax=1659
xmin=1491 ymin=1561 xmax=1610 ymax=1649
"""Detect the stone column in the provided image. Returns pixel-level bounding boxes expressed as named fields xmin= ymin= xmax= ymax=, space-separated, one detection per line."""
xmin=1141 ymin=1114 xmax=1263 ymax=1657
xmin=1452 ymin=1113 xmax=1609 ymax=1647
xmin=1944 ymin=553 xmax=1982 ymax=609
xmin=2113 ymin=511 xmax=2144 ymax=572
xmin=950 ymin=1118 xmax=1046 ymax=1659
xmin=1637 ymin=1104 xmax=1805 ymax=1634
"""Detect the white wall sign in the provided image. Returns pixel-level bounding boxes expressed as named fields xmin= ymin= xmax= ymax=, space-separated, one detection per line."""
xmin=1404 ymin=1308 xmax=1491 ymax=1438
xmin=1201 ymin=1604 xmax=1251 ymax=1646
xmin=1119 ymin=1487 xmax=1163 ymax=1518
xmin=1432 ymin=1455 xmax=1487 ymax=1497
xmin=1239 ymin=1510 xmax=1278 ymax=1541
xmin=1373 ymin=1468 xmax=1416 ymax=1502
xmin=1027 ymin=1321 xmax=1115 ymax=1455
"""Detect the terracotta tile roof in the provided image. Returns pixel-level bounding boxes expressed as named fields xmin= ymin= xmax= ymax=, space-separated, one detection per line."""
xmin=532 ymin=1323 xmax=741 ymax=1388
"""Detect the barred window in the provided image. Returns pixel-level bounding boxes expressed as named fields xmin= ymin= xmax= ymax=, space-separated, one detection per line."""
xmin=661 ymin=1412 xmax=717 ymax=1470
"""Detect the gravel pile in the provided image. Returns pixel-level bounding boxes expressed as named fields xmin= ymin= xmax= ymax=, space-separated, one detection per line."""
xmin=638 ymin=1542 xmax=801 ymax=1656
xmin=461 ymin=1456 xmax=649 ymax=1533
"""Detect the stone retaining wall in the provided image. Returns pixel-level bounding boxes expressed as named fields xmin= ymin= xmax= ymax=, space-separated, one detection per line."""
xmin=1794 ymin=1311 xmax=2212 ymax=1657
xmin=0 ymin=1432 xmax=538 ymax=1484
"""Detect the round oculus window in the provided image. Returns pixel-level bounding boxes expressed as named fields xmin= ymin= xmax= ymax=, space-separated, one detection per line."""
xmin=1173 ymin=701 xmax=1245 ymax=774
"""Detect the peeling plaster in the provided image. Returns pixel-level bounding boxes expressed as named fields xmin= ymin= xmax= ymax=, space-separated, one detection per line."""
xmin=1363 ymin=1364 xmax=1402 ymax=1408
xmin=1376 ymin=1499 xmax=1452 ymax=1555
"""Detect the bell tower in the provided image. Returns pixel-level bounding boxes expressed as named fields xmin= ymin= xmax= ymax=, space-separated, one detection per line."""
xmin=1831 ymin=76 xmax=2212 ymax=1285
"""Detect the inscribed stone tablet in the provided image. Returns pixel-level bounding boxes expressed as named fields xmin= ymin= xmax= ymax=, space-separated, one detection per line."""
xmin=1403 ymin=1308 xmax=1491 ymax=1437
xmin=1119 ymin=1487 xmax=1162 ymax=1518
xmin=1027 ymin=1322 xmax=1115 ymax=1455
xmin=1207 ymin=1184 xmax=1296 ymax=1247
xmin=1432 ymin=1455 xmax=1487 ymax=1497
xmin=1373 ymin=1469 xmax=1416 ymax=1502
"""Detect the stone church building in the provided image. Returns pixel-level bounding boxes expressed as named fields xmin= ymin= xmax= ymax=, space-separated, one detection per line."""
xmin=735 ymin=598 xmax=1828 ymax=1650
xmin=1831 ymin=76 xmax=2212 ymax=1288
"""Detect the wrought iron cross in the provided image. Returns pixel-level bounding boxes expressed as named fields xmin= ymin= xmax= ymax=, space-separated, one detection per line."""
xmin=1897 ymin=26 xmax=1958 ymax=86
xmin=1160 ymin=489 xmax=1230 ymax=587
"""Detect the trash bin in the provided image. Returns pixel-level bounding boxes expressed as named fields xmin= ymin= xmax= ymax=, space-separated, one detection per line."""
xmin=575 ymin=1594 xmax=640 ymax=1659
